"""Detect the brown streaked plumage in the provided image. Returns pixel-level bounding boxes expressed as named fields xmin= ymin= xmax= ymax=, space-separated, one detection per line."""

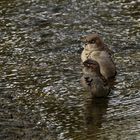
xmin=83 ymin=59 xmax=107 ymax=83
xmin=81 ymin=33 xmax=116 ymax=80
xmin=81 ymin=59 xmax=110 ymax=98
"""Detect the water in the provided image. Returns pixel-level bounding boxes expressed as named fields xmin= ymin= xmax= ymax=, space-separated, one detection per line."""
xmin=0 ymin=0 xmax=140 ymax=139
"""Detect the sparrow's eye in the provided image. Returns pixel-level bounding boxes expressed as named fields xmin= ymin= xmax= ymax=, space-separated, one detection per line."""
xmin=90 ymin=40 xmax=95 ymax=44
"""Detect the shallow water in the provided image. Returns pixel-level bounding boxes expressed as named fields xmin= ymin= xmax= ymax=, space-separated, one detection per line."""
xmin=0 ymin=0 xmax=140 ymax=140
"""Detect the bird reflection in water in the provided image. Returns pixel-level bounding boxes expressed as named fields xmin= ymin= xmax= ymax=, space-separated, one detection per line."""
xmin=84 ymin=98 xmax=109 ymax=139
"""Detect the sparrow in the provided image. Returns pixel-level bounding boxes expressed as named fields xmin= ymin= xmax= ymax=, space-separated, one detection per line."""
xmin=81 ymin=33 xmax=116 ymax=80
xmin=81 ymin=59 xmax=110 ymax=98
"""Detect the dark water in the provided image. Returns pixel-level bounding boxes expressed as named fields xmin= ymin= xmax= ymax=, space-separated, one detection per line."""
xmin=0 ymin=0 xmax=140 ymax=139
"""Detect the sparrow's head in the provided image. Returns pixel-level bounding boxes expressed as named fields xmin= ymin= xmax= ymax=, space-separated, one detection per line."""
xmin=83 ymin=59 xmax=100 ymax=72
xmin=83 ymin=59 xmax=107 ymax=84
xmin=81 ymin=33 xmax=104 ymax=50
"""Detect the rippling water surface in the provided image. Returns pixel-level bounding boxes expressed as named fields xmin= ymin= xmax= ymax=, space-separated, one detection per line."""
xmin=0 ymin=0 xmax=140 ymax=139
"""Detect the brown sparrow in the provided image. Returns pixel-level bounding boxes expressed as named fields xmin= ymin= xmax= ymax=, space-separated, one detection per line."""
xmin=81 ymin=33 xmax=116 ymax=80
xmin=81 ymin=59 xmax=110 ymax=98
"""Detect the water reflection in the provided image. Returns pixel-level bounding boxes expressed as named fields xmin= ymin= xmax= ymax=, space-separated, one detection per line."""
xmin=84 ymin=98 xmax=108 ymax=140
xmin=0 ymin=0 xmax=140 ymax=139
